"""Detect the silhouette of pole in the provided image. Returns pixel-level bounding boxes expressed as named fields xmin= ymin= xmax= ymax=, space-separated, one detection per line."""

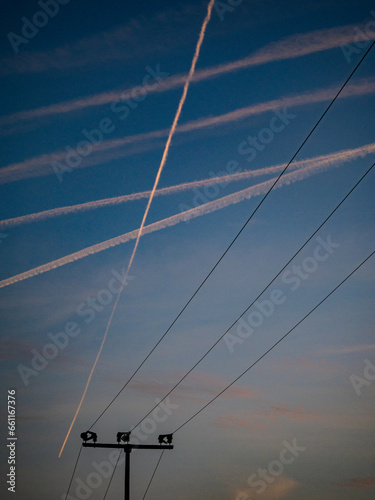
xmin=80 ymin=431 xmax=174 ymax=500
xmin=125 ymin=448 xmax=130 ymax=500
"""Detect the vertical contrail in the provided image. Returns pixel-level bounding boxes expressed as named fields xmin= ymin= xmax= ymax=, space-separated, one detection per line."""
xmin=59 ymin=0 xmax=216 ymax=457
xmin=124 ymin=0 xmax=216 ymax=279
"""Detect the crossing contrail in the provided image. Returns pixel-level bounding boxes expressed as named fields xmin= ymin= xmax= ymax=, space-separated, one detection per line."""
xmin=58 ymin=0 xmax=216 ymax=458
xmin=2 ymin=142 xmax=374 ymax=292
xmin=1 ymin=142 xmax=374 ymax=230
xmin=1 ymin=77 xmax=374 ymax=185
xmin=0 ymin=22 xmax=372 ymax=128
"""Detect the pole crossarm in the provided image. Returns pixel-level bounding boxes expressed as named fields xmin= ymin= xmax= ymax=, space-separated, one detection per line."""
xmin=81 ymin=435 xmax=174 ymax=499
xmin=82 ymin=442 xmax=174 ymax=450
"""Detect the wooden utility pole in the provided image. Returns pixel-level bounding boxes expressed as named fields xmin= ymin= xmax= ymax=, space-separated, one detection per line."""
xmin=80 ymin=431 xmax=174 ymax=500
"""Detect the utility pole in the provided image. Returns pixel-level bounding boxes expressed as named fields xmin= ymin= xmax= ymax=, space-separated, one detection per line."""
xmin=80 ymin=431 xmax=174 ymax=500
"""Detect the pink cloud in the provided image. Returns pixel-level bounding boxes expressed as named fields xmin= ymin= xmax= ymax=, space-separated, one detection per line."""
xmin=127 ymin=370 xmax=261 ymax=403
xmin=0 ymin=338 xmax=35 ymax=361
xmin=268 ymin=405 xmax=322 ymax=422
xmin=256 ymin=403 xmax=370 ymax=431
xmin=235 ymin=475 xmax=300 ymax=500
xmin=334 ymin=477 xmax=375 ymax=489
xmin=323 ymin=344 xmax=375 ymax=355
xmin=281 ymin=356 xmax=339 ymax=373
xmin=214 ymin=414 xmax=265 ymax=431
xmin=258 ymin=404 xmax=324 ymax=423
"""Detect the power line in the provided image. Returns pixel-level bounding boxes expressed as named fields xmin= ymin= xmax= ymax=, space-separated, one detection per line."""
xmin=95 ymin=160 xmax=375 ymax=497
xmin=142 ymin=450 xmax=165 ymax=500
xmin=140 ymin=249 xmax=375 ymax=496
xmin=173 ymin=250 xmax=375 ymax=433
xmin=78 ymin=163 xmax=375 ymax=499
xmin=88 ymin=41 xmax=375 ymax=431
xmin=129 ymin=160 xmax=375 ymax=430
xmin=63 ymin=445 xmax=82 ymax=500
xmin=60 ymin=0 xmax=216 ymax=453
xmin=69 ymin=46 xmax=375 ymax=500
xmin=103 ymin=450 xmax=122 ymax=500
xmin=82 ymin=438 xmax=173 ymax=500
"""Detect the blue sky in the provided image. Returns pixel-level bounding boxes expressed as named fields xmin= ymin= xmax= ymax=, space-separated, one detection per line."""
xmin=0 ymin=1 xmax=374 ymax=499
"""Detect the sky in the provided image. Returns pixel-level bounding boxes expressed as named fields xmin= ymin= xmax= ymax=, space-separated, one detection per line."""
xmin=0 ymin=0 xmax=374 ymax=499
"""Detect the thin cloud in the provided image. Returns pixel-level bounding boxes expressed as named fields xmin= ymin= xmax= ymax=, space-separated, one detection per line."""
xmin=323 ymin=344 xmax=375 ymax=355
xmin=131 ymin=370 xmax=260 ymax=402
xmin=236 ymin=476 xmax=300 ymax=500
xmin=334 ymin=477 xmax=375 ymax=489
xmin=282 ymin=356 xmax=338 ymax=373
xmin=0 ymin=23 xmax=371 ymax=127
xmin=263 ymin=405 xmax=322 ymax=422
xmin=0 ymin=4 xmax=201 ymax=76
xmin=216 ymin=405 xmax=368 ymax=433
xmin=214 ymin=415 xmax=265 ymax=431
xmin=0 ymin=338 xmax=35 ymax=361
xmin=1 ymin=144 xmax=374 ymax=290
xmin=1 ymin=78 xmax=374 ymax=185
xmin=257 ymin=405 xmax=373 ymax=431
xmin=1 ymin=141 xmax=374 ymax=229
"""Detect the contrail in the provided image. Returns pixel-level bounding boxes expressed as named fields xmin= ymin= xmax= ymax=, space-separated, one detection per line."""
xmin=0 ymin=22 xmax=372 ymax=128
xmin=1 ymin=78 xmax=374 ymax=185
xmin=2 ymin=143 xmax=374 ymax=292
xmin=58 ymin=0 xmax=216 ymax=457
xmin=1 ymin=142 xmax=374 ymax=230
